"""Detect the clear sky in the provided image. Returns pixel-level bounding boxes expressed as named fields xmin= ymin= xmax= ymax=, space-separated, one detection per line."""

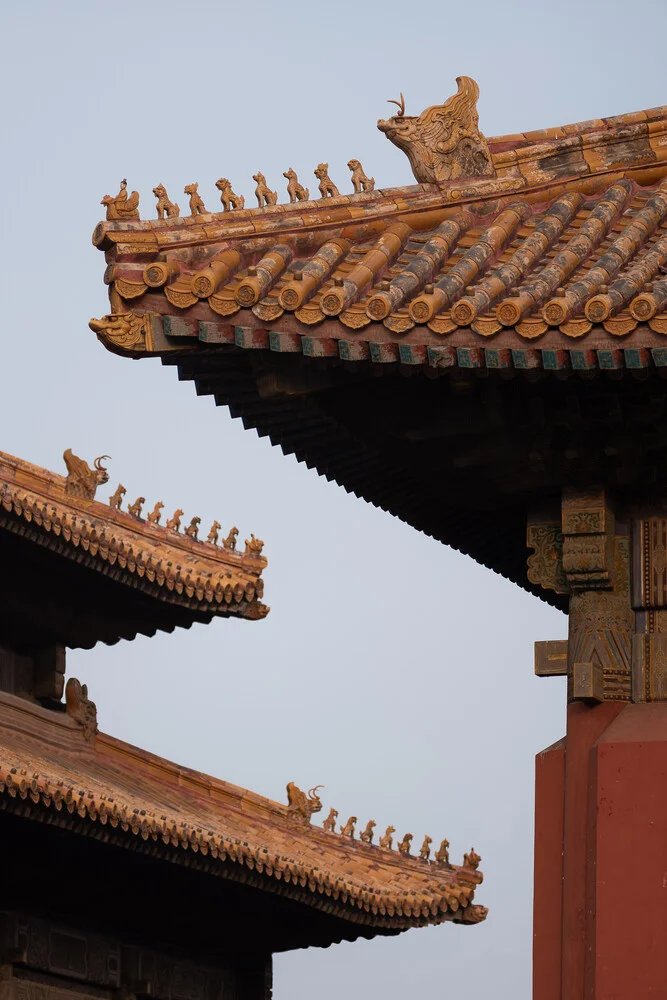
xmin=1 ymin=1 xmax=664 ymax=996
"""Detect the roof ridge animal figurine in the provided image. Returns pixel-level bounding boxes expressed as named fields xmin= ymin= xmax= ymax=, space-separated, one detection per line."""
xmin=147 ymin=501 xmax=164 ymax=525
xmin=109 ymin=484 xmax=126 ymax=510
xmin=347 ymin=159 xmax=375 ymax=193
xmin=167 ymin=508 xmax=184 ymax=532
xmin=286 ymin=782 xmax=323 ymax=826
xmin=63 ymin=449 xmax=110 ymax=500
xmin=207 ymin=520 xmax=221 ymax=544
xmin=419 ymin=835 xmax=432 ymax=861
xmin=434 ymin=838 xmax=450 ymax=865
xmin=398 ymin=832 xmax=413 ymax=856
xmin=215 ymin=177 xmax=245 ymax=211
xmin=253 ymin=172 xmax=277 ymax=208
xmin=284 ymin=168 xmax=310 ymax=202
xmin=153 ymin=183 xmax=179 ymax=219
xmin=340 ymin=816 xmax=357 ymax=838
xmin=377 ymin=76 xmax=495 ymax=184
xmin=360 ymin=820 xmax=376 ymax=844
xmin=223 ymin=526 xmax=238 ymax=550
xmin=314 ymin=163 xmax=339 ymax=199
xmin=101 ymin=179 xmax=140 ymax=221
xmin=322 ymin=807 xmax=338 ymax=833
xmin=185 ymin=516 xmax=200 ymax=540
xmin=184 ymin=182 xmax=207 ymax=216
xmin=379 ymin=825 xmax=395 ymax=850
xmin=128 ymin=496 xmax=145 ymax=518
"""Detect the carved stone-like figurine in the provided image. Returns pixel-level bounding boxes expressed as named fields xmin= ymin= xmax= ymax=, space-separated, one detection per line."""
xmin=376 ymin=77 xmax=495 ymax=184
xmin=223 ymin=526 xmax=238 ymax=550
xmin=347 ymin=159 xmax=375 ymax=193
xmin=435 ymin=838 xmax=450 ymax=865
xmin=63 ymin=449 xmax=110 ymax=500
xmin=109 ymin=484 xmax=126 ymax=510
xmin=464 ymin=848 xmax=482 ymax=870
xmin=322 ymin=807 xmax=338 ymax=833
xmin=184 ymin=183 xmax=207 ymax=216
xmin=101 ymin=179 xmax=140 ymax=221
xmin=128 ymin=496 xmax=145 ymax=519
xmin=244 ymin=533 xmax=264 ymax=556
xmin=314 ymin=163 xmax=339 ymax=199
xmin=153 ymin=184 xmax=180 ymax=219
xmin=215 ymin=177 xmax=245 ymax=211
xmin=283 ymin=168 xmax=310 ymax=203
xmin=286 ymin=782 xmax=323 ymax=826
xmin=253 ymin=172 xmax=278 ymax=208
xmin=360 ymin=820 xmax=376 ymax=844
xmin=419 ymin=835 xmax=432 ymax=862
xmin=185 ymin=516 xmax=200 ymax=540
xmin=207 ymin=520 xmax=221 ymax=545
xmin=65 ymin=677 xmax=98 ymax=742
xmin=398 ymin=832 xmax=413 ymax=856
xmin=379 ymin=825 xmax=395 ymax=850
xmin=89 ymin=313 xmax=150 ymax=353
xmin=340 ymin=816 xmax=357 ymax=839
xmin=167 ymin=508 xmax=184 ymax=532
xmin=147 ymin=501 xmax=164 ymax=525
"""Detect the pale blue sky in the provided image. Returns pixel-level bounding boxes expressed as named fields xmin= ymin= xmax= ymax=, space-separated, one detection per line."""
xmin=1 ymin=1 xmax=664 ymax=996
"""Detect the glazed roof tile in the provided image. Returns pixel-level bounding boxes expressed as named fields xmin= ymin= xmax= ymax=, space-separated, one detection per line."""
xmin=0 ymin=449 xmax=267 ymax=645
xmin=0 ymin=692 xmax=485 ymax=934
xmin=93 ymin=103 xmax=667 ymax=368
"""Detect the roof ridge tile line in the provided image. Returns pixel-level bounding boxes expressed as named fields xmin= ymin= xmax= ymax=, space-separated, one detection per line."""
xmin=591 ymin=230 xmax=667 ymax=322
xmin=453 ymin=192 xmax=585 ymax=327
xmin=497 ymin=180 xmax=634 ymax=327
xmin=0 ymin=483 xmax=265 ymax=612
xmin=545 ymin=180 xmax=667 ymax=325
xmin=408 ymin=204 xmax=532 ymax=325
xmin=0 ymin=772 xmax=480 ymax=928
xmin=366 ymin=214 xmax=474 ymax=323
xmin=321 ymin=223 xmax=413 ymax=317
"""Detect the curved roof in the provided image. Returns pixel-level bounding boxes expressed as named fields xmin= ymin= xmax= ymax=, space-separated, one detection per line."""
xmin=0 ymin=691 xmax=486 ymax=944
xmin=0 ymin=449 xmax=267 ymax=647
xmin=90 ymin=99 xmax=667 ymax=604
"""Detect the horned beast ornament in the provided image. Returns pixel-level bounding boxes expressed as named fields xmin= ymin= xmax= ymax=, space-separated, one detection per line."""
xmin=377 ymin=76 xmax=495 ymax=184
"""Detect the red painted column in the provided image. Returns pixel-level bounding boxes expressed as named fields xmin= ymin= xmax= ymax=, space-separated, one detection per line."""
xmin=560 ymin=701 xmax=624 ymax=1000
xmin=585 ymin=703 xmax=667 ymax=998
xmin=533 ymin=738 xmax=565 ymax=1000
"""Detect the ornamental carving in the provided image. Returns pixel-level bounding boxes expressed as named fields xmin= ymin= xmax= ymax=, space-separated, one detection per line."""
xmin=286 ymin=782 xmax=323 ymax=826
xmin=65 ymin=677 xmax=98 ymax=741
xmin=419 ymin=835 xmax=432 ymax=861
xmin=347 ymin=159 xmax=375 ymax=193
xmin=253 ymin=172 xmax=277 ymax=208
xmin=360 ymin=820 xmax=376 ymax=844
xmin=89 ymin=312 xmax=153 ymax=353
xmin=184 ymin=183 xmax=207 ymax=216
xmin=526 ymin=523 xmax=568 ymax=595
xmin=314 ymin=163 xmax=339 ymax=199
xmin=63 ymin=449 xmax=110 ymax=500
xmin=434 ymin=838 xmax=450 ymax=865
xmin=379 ymin=825 xmax=395 ymax=849
xmin=322 ymin=807 xmax=338 ymax=832
xmin=101 ymin=178 xmax=140 ymax=220
xmin=284 ymin=168 xmax=309 ymax=203
xmin=215 ymin=177 xmax=245 ymax=211
xmin=561 ymin=489 xmax=614 ymax=591
xmin=153 ymin=183 xmax=180 ymax=219
xmin=377 ymin=77 xmax=495 ymax=184
xmin=463 ymin=848 xmax=482 ymax=869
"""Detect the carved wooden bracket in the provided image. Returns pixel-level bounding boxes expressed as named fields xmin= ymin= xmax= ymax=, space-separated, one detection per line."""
xmin=526 ymin=523 xmax=568 ymax=595
xmin=631 ymin=518 xmax=667 ymax=701
xmin=561 ymin=488 xmax=614 ymax=592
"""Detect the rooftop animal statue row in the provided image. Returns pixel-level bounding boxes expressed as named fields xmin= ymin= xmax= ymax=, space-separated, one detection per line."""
xmin=106 ymin=160 xmax=376 ymax=223
xmin=106 ymin=487 xmax=248 ymax=554
xmin=320 ymin=808 xmax=460 ymax=867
